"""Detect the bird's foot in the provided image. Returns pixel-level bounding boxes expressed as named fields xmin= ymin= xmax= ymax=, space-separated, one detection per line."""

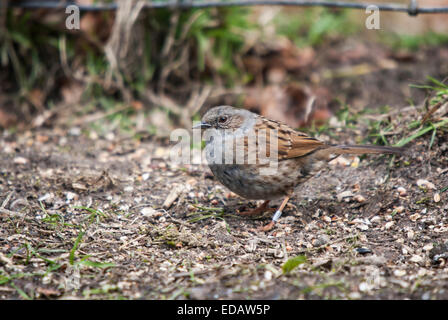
xmin=238 ymin=200 xmax=274 ymax=216
xmin=257 ymin=221 xmax=276 ymax=232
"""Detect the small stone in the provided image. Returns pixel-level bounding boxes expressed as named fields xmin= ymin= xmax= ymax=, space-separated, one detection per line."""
xmin=105 ymin=132 xmax=115 ymax=141
xmin=394 ymin=269 xmax=406 ymax=277
xmin=188 ymin=192 xmax=196 ymax=199
xmin=142 ymin=173 xmax=150 ymax=181
xmin=141 ymin=207 xmax=162 ymax=218
xmin=409 ymin=213 xmax=421 ymax=222
xmin=38 ymin=193 xmax=53 ymax=203
xmin=312 ymin=234 xmax=330 ymax=247
xmin=264 ymin=270 xmax=273 ymax=281
xmin=68 ymin=127 xmax=81 ymax=136
xmin=422 ymin=292 xmax=431 ymax=300
xmin=349 ymin=292 xmax=362 ymax=299
xmin=354 ymin=194 xmax=366 ymax=203
xmin=410 ymin=255 xmax=423 ymax=263
xmin=356 ymin=223 xmax=369 ymax=231
xmin=359 ymin=282 xmax=373 ymax=292
xmin=423 ymin=243 xmax=434 ymax=251
xmin=124 ymin=186 xmax=134 ymax=192
xmin=65 ymin=192 xmax=78 ymax=201
xmin=434 ymin=193 xmax=440 ymax=203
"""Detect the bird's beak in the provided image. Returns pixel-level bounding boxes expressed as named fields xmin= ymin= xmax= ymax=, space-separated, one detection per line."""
xmin=192 ymin=122 xmax=212 ymax=129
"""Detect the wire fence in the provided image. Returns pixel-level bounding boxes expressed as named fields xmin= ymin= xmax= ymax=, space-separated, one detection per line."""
xmin=4 ymin=0 xmax=448 ymax=16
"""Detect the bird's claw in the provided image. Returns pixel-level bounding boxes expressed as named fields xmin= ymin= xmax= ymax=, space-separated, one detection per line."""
xmin=257 ymin=221 xmax=276 ymax=232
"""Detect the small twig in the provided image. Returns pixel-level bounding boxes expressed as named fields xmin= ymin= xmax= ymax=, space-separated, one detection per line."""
xmin=163 ymin=185 xmax=187 ymax=209
xmin=1 ymin=191 xmax=14 ymax=209
xmin=173 ymin=269 xmax=213 ymax=278
xmin=0 ymin=207 xmax=24 ymax=218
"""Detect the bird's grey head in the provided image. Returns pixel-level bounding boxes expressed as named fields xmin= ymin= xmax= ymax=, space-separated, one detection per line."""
xmin=194 ymin=106 xmax=256 ymax=132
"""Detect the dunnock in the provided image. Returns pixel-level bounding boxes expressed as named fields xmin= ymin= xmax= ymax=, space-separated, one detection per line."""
xmin=194 ymin=106 xmax=403 ymax=231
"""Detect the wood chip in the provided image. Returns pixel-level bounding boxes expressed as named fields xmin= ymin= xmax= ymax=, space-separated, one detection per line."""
xmin=163 ymin=185 xmax=186 ymax=209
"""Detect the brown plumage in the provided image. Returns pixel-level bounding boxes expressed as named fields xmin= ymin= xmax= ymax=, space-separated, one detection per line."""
xmin=197 ymin=106 xmax=404 ymax=231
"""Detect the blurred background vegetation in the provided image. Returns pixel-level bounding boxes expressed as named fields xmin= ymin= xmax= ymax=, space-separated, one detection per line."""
xmin=1 ymin=0 xmax=448 ymax=135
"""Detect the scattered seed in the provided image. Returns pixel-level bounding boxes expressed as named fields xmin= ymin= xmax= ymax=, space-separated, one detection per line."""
xmin=356 ymin=224 xmax=369 ymax=231
xmin=13 ymin=157 xmax=28 ymax=165
xmin=351 ymin=157 xmax=360 ymax=168
xmin=72 ymin=182 xmax=88 ymax=191
xmin=337 ymin=191 xmax=353 ymax=202
xmin=329 ymin=156 xmax=350 ymax=166
xmin=417 ymin=179 xmax=436 ymax=190
xmin=370 ymin=216 xmax=381 ymax=224
xmin=397 ymin=187 xmax=407 ymax=197
xmin=354 ymin=194 xmax=366 ymax=203
xmin=434 ymin=193 xmax=440 ymax=203
xmin=141 ymin=207 xmax=162 ymax=218
xmin=394 ymin=206 xmax=405 ymax=214
xmin=385 ymin=221 xmax=395 ymax=229
xmin=124 ymin=186 xmax=134 ymax=192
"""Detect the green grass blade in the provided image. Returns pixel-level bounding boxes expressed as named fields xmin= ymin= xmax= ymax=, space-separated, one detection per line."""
xmin=282 ymin=255 xmax=307 ymax=274
xmin=70 ymin=231 xmax=85 ymax=265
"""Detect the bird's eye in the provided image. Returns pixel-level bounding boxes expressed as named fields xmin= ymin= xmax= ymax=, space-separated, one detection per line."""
xmin=218 ymin=116 xmax=228 ymax=124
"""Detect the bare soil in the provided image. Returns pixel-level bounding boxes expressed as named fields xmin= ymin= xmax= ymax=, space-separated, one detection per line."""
xmin=0 ymin=41 xmax=447 ymax=300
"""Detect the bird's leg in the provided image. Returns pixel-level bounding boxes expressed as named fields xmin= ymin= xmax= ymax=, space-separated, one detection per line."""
xmin=258 ymin=196 xmax=290 ymax=231
xmin=238 ymin=200 xmax=274 ymax=216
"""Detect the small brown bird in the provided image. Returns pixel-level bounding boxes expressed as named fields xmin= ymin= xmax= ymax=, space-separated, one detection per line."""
xmin=194 ymin=106 xmax=403 ymax=231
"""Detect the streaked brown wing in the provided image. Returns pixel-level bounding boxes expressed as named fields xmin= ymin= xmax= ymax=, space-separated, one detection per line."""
xmin=256 ymin=117 xmax=327 ymax=160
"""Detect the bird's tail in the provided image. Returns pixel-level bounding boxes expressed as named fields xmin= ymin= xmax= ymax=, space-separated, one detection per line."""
xmin=328 ymin=144 xmax=404 ymax=155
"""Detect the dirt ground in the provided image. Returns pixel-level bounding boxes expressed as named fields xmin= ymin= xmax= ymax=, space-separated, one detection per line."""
xmin=0 ymin=41 xmax=447 ymax=300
